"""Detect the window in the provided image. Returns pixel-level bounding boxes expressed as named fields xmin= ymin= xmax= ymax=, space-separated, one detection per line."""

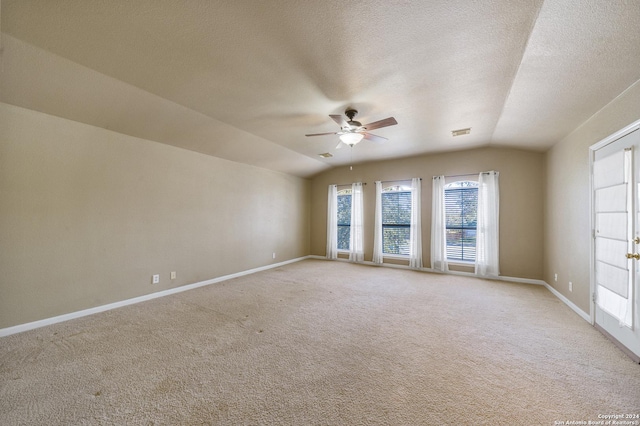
xmin=337 ymin=189 xmax=352 ymax=251
xmin=382 ymin=185 xmax=412 ymax=255
xmin=445 ymin=181 xmax=478 ymax=262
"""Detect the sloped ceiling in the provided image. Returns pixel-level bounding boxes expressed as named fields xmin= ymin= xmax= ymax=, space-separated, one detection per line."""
xmin=1 ymin=0 xmax=639 ymax=178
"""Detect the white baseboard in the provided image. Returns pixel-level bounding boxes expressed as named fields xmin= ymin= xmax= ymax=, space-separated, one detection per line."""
xmin=439 ymin=268 xmax=547 ymax=286
xmin=0 ymin=256 xmax=310 ymax=338
xmin=311 ymin=256 xmax=591 ymax=322
xmin=1 ymin=256 xmax=591 ymax=337
xmin=309 ymin=255 xmax=546 ymax=285
xmin=542 ymin=282 xmax=591 ymax=323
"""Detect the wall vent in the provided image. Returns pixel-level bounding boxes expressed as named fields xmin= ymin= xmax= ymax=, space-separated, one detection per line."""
xmin=452 ymin=128 xmax=471 ymax=137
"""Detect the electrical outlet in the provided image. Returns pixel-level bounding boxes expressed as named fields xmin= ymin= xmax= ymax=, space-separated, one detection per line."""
xmin=272 ymin=252 xmax=276 ymax=259
xmin=569 ymin=281 xmax=573 ymax=292
xmin=152 ymin=274 xmax=160 ymax=284
xmin=170 ymin=271 xmax=176 ymax=280
xmin=554 ymin=273 xmax=558 ymax=282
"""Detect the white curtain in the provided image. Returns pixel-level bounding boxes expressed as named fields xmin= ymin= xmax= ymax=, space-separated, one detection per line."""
xmin=349 ymin=182 xmax=364 ymax=263
xmin=475 ymin=171 xmax=500 ymax=277
xmin=409 ymin=177 xmax=423 ymax=269
xmin=372 ymin=181 xmax=384 ymax=264
xmin=326 ymin=184 xmax=338 ymax=260
xmin=431 ymin=176 xmax=448 ymax=272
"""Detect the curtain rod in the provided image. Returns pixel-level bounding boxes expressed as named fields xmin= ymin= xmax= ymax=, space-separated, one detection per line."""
xmin=435 ymin=171 xmax=494 ymax=179
xmin=335 ymin=178 xmax=422 ymax=187
xmin=334 ymin=182 xmax=367 ymax=187
xmin=378 ymin=178 xmax=422 ymax=183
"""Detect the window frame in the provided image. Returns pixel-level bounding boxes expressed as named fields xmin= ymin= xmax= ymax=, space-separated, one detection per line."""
xmin=380 ymin=184 xmax=412 ymax=258
xmin=336 ymin=188 xmax=352 ymax=253
xmin=444 ymin=180 xmax=478 ymax=264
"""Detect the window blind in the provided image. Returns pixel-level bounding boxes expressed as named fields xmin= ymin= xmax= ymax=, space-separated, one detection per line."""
xmin=382 ymin=191 xmax=411 ymax=255
xmin=337 ymin=193 xmax=351 ymax=250
xmin=445 ymin=187 xmax=478 ymax=261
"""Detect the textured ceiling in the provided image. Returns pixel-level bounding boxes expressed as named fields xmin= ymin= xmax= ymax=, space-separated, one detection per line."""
xmin=2 ymin=0 xmax=640 ymax=178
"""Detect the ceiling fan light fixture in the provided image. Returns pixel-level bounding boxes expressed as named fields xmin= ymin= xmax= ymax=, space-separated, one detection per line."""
xmin=339 ymin=132 xmax=365 ymax=146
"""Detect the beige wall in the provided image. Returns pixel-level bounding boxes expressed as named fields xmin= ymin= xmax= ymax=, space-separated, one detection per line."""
xmin=0 ymin=103 xmax=310 ymax=329
xmin=310 ymin=147 xmax=545 ymax=280
xmin=7 ymin=74 xmax=637 ymax=330
xmin=544 ymin=81 xmax=640 ymax=314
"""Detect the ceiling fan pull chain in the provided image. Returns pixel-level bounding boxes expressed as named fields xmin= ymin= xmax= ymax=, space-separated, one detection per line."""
xmin=350 ymin=146 xmax=353 ymax=171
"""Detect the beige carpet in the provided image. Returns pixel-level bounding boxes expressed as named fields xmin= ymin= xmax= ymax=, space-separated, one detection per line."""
xmin=1 ymin=259 xmax=639 ymax=425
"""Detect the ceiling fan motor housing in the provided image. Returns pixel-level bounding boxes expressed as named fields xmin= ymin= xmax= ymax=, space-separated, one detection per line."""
xmin=344 ymin=109 xmax=362 ymax=130
xmin=345 ymin=108 xmax=358 ymax=120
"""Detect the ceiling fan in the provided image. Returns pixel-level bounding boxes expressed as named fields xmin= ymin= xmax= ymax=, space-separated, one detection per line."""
xmin=305 ymin=108 xmax=398 ymax=149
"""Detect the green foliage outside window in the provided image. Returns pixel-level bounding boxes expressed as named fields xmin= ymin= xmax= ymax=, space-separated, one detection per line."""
xmin=445 ymin=182 xmax=478 ymax=261
xmin=337 ymin=191 xmax=351 ymax=251
xmin=382 ymin=188 xmax=411 ymax=255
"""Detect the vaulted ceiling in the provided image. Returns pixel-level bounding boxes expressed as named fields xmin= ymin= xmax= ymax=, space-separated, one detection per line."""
xmin=2 ymin=0 xmax=639 ymax=178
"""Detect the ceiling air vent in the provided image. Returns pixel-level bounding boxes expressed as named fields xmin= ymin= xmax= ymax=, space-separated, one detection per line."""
xmin=452 ymin=128 xmax=471 ymax=137
xmin=318 ymin=152 xmax=333 ymax=158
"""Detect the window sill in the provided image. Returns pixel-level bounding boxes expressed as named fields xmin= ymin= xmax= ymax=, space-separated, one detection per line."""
xmin=383 ymin=254 xmax=410 ymax=260
xmin=447 ymin=260 xmax=475 ymax=266
xmin=447 ymin=261 xmax=475 ymax=274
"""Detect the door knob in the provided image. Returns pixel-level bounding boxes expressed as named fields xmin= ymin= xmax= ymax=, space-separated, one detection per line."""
xmin=634 ymin=237 xmax=640 ymax=244
xmin=626 ymin=253 xmax=640 ymax=260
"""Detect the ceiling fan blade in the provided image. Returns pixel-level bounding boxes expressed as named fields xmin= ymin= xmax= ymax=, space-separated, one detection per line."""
xmin=329 ymin=114 xmax=348 ymax=128
xmin=305 ymin=132 xmax=338 ymax=137
xmin=362 ymin=117 xmax=398 ymax=131
xmin=363 ymin=132 xmax=388 ymax=144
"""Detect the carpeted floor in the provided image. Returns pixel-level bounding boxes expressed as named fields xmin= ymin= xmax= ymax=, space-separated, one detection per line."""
xmin=1 ymin=259 xmax=639 ymax=425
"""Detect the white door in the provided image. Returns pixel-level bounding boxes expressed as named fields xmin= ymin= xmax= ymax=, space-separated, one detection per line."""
xmin=592 ymin=126 xmax=640 ymax=360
